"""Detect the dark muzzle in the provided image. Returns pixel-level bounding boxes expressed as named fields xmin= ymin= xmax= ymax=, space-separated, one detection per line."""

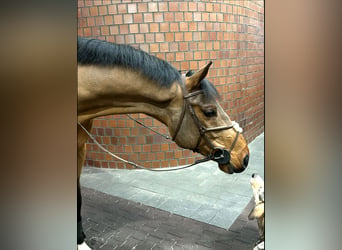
xmin=211 ymin=148 xmax=231 ymax=165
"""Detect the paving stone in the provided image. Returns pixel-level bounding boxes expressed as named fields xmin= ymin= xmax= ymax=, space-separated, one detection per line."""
xmin=81 ymin=187 xmax=259 ymax=249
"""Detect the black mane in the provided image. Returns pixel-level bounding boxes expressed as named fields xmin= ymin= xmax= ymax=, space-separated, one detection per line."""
xmin=77 ymin=37 xmax=182 ymax=87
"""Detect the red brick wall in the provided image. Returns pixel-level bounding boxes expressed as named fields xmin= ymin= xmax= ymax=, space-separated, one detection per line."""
xmin=78 ymin=0 xmax=264 ymax=169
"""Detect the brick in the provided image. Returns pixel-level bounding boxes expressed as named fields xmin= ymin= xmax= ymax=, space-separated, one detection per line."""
xmin=125 ymin=34 xmax=134 ymax=44
xmin=123 ymin=14 xmax=133 ymax=24
xmin=158 ymin=2 xmax=168 ymax=12
xmin=175 ymin=52 xmax=184 ymax=61
xmin=209 ymin=32 xmax=216 ymax=41
xmin=184 ymin=12 xmax=193 ymax=21
xmin=206 ymin=3 xmax=213 ymax=12
xmin=135 ymin=34 xmax=144 ymax=43
xmin=144 ymin=13 xmax=153 ymax=22
xmin=169 ymin=2 xmax=179 ymax=11
xmin=178 ymin=42 xmax=188 ymax=51
xmin=129 ymin=24 xmax=139 ymax=33
xmin=203 ymin=51 xmax=210 ymax=59
xmin=159 ymin=23 xmax=169 ymax=32
xmin=95 ymin=16 xmax=104 ymax=25
xmin=150 ymin=23 xmax=159 ymax=32
xmin=137 ymin=3 xmax=147 ymax=13
xmin=166 ymin=52 xmax=175 ymax=61
xmin=117 ymin=4 xmax=127 ymax=14
xmin=98 ymin=6 xmax=107 ymax=15
xmin=119 ymin=25 xmax=128 ymax=34
xmin=184 ymin=51 xmax=193 ymax=60
xmin=145 ymin=34 xmax=154 ymax=43
xmin=193 ymin=12 xmax=201 ymax=21
xmin=101 ymin=26 xmax=109 ymax=35
xmin=148 ymin=2 xmax=158 ymax=12
xmin=194 ymin=51 xmax=201 ymax=60
xmin=110 ymin=26 xmax=119 ymax=35
xmin=202 ymin=12 xmax=209 ymax=21
xmin=164 ymin=13 xmax=174 ymax=22
xmin=193 ymin=32 xmax=201 ymax=41
xmin=81 ymin=8 xmax=90 ymax=17
xmin=169 ymin=159 xmax=178 ymax=166
xmin=87 ymin=17 xmax=95 ymax=27
xmin=139 ymin=23 xmax=149 ymax=33
xmin=108 ymin=5 xmax=117 ymax=15
xmin=133 ymin=13 xmax=143 ymax=23
xmin=113 ymin=15 xmax=123 ymax=25
xmin=152 ymin=144 xmax=160 ymax=152
xmin=161 ymin=160 xmax=169 ymax=168
xmin=78 ymin=28 xmax=83 ymax=36
xmin=81 ymin=26 xmax=89 ymax=36
xmin=175 ymin=32 xmax=183 ymax=42
xmin=155 ymin=33 xmax=164 ymax=42
xmin=214 ymin=3 xmax=221 ymax=12
xmin=102 ymin=0 xmax=111 ymax=5
xmin=90 ymin=7 xmax=98 ymax=16
xmin=78 ymin=0 xmax=84 ymax=8
xmin=79 ymin=18 xmax=86 ymax=27
xmin=217 ymin=13 xmax=223 ymax=22
xmin=170 ymin=23 xmax=179 ymax=32
xmin=150 ymin=43 xmax=159 ymax=53
xmin=179 ymin=22 xmax=188 ymax=31
xmin=92 ymin=27 xmax=100 ymax=36
xmin=184 ymin=32 xmax=192 ymax=41
xmin=202 ymin=32 xmax=209 ymax=40
xmin=189 ymin=22 xmax=197 ymax=31
xmin=78 ymin=8 xmax=82 ymax=18
xmin=198 ymin=2 xmax=205 ymax=11
xmin=190 ymin=61 xmax=198 ymax=69
xmin=189 ymin=42 xmax=197 ymax=50
xmin=148 ymin=154 xmax=155 ymax=161
xmin=175 ymin=12 xmax=184 ymax=21
xmin=127 ymin=3 xmax=137 ymax=13
xmin=154 ymin=13 xmax=164 ymax=22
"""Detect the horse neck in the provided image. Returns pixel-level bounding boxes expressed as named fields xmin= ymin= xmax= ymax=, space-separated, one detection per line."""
xmin=78 ymin=65 xmax=183 ymax=128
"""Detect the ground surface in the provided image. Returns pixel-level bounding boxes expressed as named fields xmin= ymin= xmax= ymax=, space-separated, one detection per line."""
xmin=81 ymin=187 xmax=259 ymax=250
xmin=80 ymin=133 xmax=264 ymax=249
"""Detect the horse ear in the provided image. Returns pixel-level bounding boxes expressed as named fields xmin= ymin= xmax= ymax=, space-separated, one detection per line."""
xmin=185 ymin=61 xmax=212 ymax=91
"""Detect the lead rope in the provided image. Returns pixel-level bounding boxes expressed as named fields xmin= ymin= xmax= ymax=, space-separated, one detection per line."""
xmin=78 ymin=121 xmax=211 ymax=172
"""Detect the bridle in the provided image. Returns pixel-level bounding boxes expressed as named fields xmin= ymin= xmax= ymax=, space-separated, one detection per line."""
xmin=172 ymin=89 xmax=241 ymax=171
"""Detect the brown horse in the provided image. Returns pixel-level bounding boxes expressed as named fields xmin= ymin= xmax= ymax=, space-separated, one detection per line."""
xmin=77 ymin=37 xmax=249 ymax=249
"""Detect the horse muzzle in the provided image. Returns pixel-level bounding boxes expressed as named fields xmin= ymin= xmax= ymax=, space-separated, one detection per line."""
xmin=212 ymin=148 xmax=249 ymax=174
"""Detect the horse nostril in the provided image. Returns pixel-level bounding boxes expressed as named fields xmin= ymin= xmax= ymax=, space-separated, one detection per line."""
xmin=243 ymin=155 xmax=249 ymax=167
xmin=251 ymin=173 xmax=255 ymax=178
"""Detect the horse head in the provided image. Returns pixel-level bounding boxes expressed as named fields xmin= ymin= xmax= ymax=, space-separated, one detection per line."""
xmin=171 ymin=62 xmax=250 ymax=174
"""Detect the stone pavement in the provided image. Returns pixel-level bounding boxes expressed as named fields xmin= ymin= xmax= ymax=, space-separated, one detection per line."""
xmin=81 ymin=186 xmax=259 ymax=250
xmin=80 ymin=133 xmax=264 ymax=249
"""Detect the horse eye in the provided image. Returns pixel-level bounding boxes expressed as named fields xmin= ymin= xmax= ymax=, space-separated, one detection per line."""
xmin=203 ymin=109 xmax=217 ymax=117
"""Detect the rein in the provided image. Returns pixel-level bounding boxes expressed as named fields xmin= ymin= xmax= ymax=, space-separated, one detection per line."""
xmin=78 ymin=121 xmax=211 ymax=171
